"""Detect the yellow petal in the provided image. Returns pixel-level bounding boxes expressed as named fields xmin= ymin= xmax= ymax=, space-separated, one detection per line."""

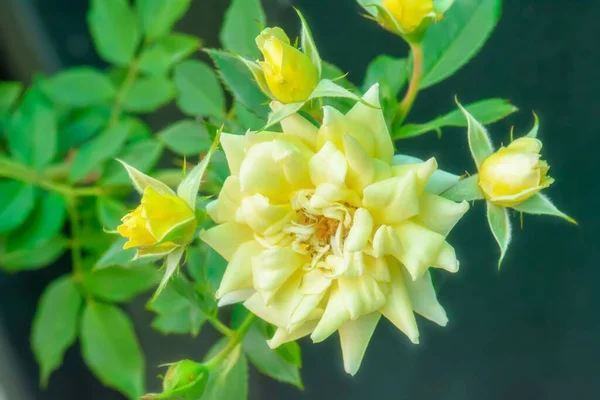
xmin=379 ymin=259 xmax=419 ymax=343
xmin=216 ymin=240 xmax=263 ymax=299
xmin=200 ymin=222 xmax=255 ymax=261
xmin=252 ymin=247 xmax=308 ymax=298
xmin=141 ymin=186 xmax=195 ymax=243
xmin=392 ymin=157 xmax=437 ymax=194
xmin=343 ymin=134 xmax=392 ymax=193
xmin=346 ymin=84 xmax=394 ymax=163
xmin=311 ymin=284 xmax=351 ymax=343
xmin=220 ymin=133 xmax=246 ymax=176
xmin=393 ymin=221 xmax=446 ymax=281
xmin=363 ymin=172 xmax=420 ymax=225
xmin=417 ymin=193 xmax=469 ymax=236
xmin=207 ymin=175 xmax=242 ymax=223
xmin=339 ymin=312 xmax=380 ymax=376
xmin=238 ymin=194 xmax=294 ymax=235
xmin=268 ymin=319 xmax=319 ymax=349
xmin=272 ymin=102 xmax=318 ymax=149
xmin=345 ymin=208 xmax=374 ymax=252
xmin=372 ymin=225 xmax=403 ymax=261
xmin=338 ymin=275 xmax=387 ymax=320
xmin=507 ymin=137 xmax=543 ymax=153
xmin=364 ymin=256 xmax=391 ymax=283
xmin=217 ymin=288 xmax=256 ymax=307
xmin=401 ymin=268 xmax=448 ymax=326
xmin=118 ymin=206 xmax=157 ymax=249
xmin=290 ymin=292 xmax=328 ymax=326
xmin=434 ymin=242 xmax=459 ymax=273
xmin=316 ymin=106 xmax=348 ymax=152
xmin=309 ymin=141 xmax=348 ymax=186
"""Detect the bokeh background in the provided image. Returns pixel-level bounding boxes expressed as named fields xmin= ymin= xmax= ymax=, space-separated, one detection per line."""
xmin=0 ymin=0 xmax=598 ymax=399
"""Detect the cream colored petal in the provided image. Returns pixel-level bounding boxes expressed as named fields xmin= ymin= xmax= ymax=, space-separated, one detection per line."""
xmin=252 ymin=247 xmax=307 ymax=299
xmin=379 ymin=259 xmax=419 ymax=344
xmin=239 ymin=194 xmax=294 ymax=235
xmin=216 ymin=240 xmax=263 ymax=299
xmin=238 ymin=140 xmax=311 ymax=203
xmin=316 ymin=106 xmax=347 ymax=152
xmin=392 ymin=157 xmax=437 ymax=194
xmin=290 ymin=291 xmax=328 ymax=326
xmin=200 ymin=222 xmax=254 ymax=261
xmin=217 ymin=288 xmax=256 ymax=307
xmin=311 ymin=284 xmax=351 ymax=343
xmin=339 ymin=312 xmax=380 ymax=376
xmin=299 ymin=269 xmax=332 ymax=294
xmin=364 ymin=256 xmax=391 ymax=283
xmin=372 ymin=225 xmax=403 ymax=261
xmin=507 ymin=137 xmax=543 ymax=153
xmin=401 ymin=268 xmax=448 ymax=327
xmin=346 ymin=84 xmax=394 ymax=163
xmin=309 ymin=141 xmax=347 ymax=187
xmin=271 ymin=102 xmax=318 ymax=149
xmin=345 ymin=208 xmax=374 ymax=252
xmin=417 ymin=193 xmax=469 ymax=236
xmin=338 ymin=274 xmax=387 ymax=320
xmin=363 ymin=172 xmax=420 ymax=225
xmin=394 ymin=221 xmax=446 ymax=281
xmin=343 ymin=251 xmax=366 ymax=279
xmin=434 ymin=242 xmax=459 ymax=273
xmin=343 ymin=134 xmax=377 ymax=192
xmin=268 ymin=319 xmax=319 ymax=349
xmin=208 ymin=175 xmax=242 ymax=223
xmin=244 ymin=272 xmax=304 ymax=328
xmin=220 ymin=133 xmax=246 ymax=176
xmin=310 ymin=183 xmax=361 ymax=209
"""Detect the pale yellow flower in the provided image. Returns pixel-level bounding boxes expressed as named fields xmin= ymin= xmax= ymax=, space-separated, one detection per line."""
xmin=479 ymin=137 xmax=554 ymax=207
xmin=118 ymin=186 xmax=196 ymax=257
xmin=201 ymin=84 xmax=468 ymax=375
xmin=382 ymin=0 xmax=436 ymax=34
xmin=256 ymin=27 xmax=319 ymax=104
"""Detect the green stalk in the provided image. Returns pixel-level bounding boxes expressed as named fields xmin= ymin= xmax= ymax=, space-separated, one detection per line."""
xmin=394 ymin=42 xmax=424 ymax=125
xmin=205 ymin=314 xmax=256 ymax=370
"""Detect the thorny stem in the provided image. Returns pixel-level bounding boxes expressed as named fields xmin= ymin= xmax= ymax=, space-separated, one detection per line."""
xmin=395 ymin=42 xmax=424 ymax=125
xmin=205 ymin=314 xmax=256 ymax=370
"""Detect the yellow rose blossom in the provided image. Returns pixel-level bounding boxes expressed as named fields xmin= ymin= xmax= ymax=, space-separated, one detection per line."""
xmin=382 ymin=0 xmax=435 ymax=34
xmin=478 ymin=137 xmax=554 ymax=207
xmin=256 ymin=27 xmax=319 ymax=104
xmin=118 ymin=186 xmax=197 ymax=257
xmin=201 ymin=84 xmax=469 ymax=375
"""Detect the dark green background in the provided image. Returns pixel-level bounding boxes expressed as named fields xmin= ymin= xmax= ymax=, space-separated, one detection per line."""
xmin=0 ymin=1 xmax=597 ymax=399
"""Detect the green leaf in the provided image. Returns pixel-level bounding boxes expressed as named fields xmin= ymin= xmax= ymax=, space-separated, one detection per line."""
xmin=203 ymin=340 xmax=248 ymax=400
xmin=123 ymin=76 xmax=175 ymax=113
xmin=0 ymin=236 xmax=68 ymax=272
xmin=206 ymin=49 xmax=268 ymax=117
xmin=81 ymin=302 xmax=145 ymax=399
xmin=41 ymin=68 xmax=116 ymax=107
xmin=96 ymin=197 xmax=129 ymax=230
xmin=442 ymin=174 xmax=485 ymax=202
xmin=148 ymin=282 xmax=206 ymax=336
xmin=88 ymin=0 xmax=140 ymax=66
xmin=6 ymin=88 xmax=57 ymax=170
xmin=512 ymin=193 xmax=576 ymax=224
xmin=220 ymin=0 xmax=265 ymax=59
xmin=392 ymin=154 xmax=461 ymax=195
xmin=362 ymin=55 xmax=408 ymax=96
xmin=243 ymin=324 xmax=303 ymax=388
xmin=275 ymin=340 xmax=302 ymax=368
xmin=138 ymin=33 xmax=201 ymax=76
xmin=0 ymin=181 xmax=35 ymax=234
xmin=457 ymin=99 xmax=494 ymax=168
xmin=234 ymin=101 xmax=266 ymax=131
xmin=158 ymin=120 xmax=211 ymax=156
xmin=296 ymin=9 xmax=322 ymax=77
xmin=84 ymin=265 xmax=158 ymax=303
xmin=322 ymin=62 xmax=356 ymax=91
xmin=0 ymin=81 xmax=23 ymax=115
xmin=102 ymin=139 xmax=164 ymax=185
xmin=393 ymin=98 xmax=517 ymax=139
xmin=420 ymin=0 xmax=502 ymax=88
xmin=5 ymin=192 xmax=67 ymax=249
xmin=137 ymin=0 xmax=192 ymax=41
xmin=95 ymin=238 xmax=139 ymax=269
xmin=124 ymin=116 xmax=152 ymax=142
xmin=69 ymin=122 xmax=130 ymax=182
xmin=486 ymin=201 xmax=511 ymax=268
xmin=31 ymin=275 xmax=82 ymax=387
xmin=58 ymin=108 xmax=110 ymax=153
xmin=174 ymin=60 xmax=226 ymax=119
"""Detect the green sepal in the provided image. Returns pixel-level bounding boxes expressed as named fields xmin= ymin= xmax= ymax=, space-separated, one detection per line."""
xmin=456 ymin=98 xmax=495 ymax=169
xmin=442 ymin=174 xmax=485 ymax=202
xmin=512 ymin=193 xmax=577 ymax=225
xmin=486 ymin=201 xmax=511 ymax=268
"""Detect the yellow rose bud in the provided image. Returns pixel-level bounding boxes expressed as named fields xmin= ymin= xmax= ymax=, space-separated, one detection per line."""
xmin=478 ymin=137 xmax=554 ymax=207
xmin=201 ymin=84 xmax=469 ymax=375
xmin=256 ymin=27 xmax=319 ymax=104
xmin=117 ymin=186 xmax=196 ymax=256
xmin=382 ymin=0 xmax=435 ymax=34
